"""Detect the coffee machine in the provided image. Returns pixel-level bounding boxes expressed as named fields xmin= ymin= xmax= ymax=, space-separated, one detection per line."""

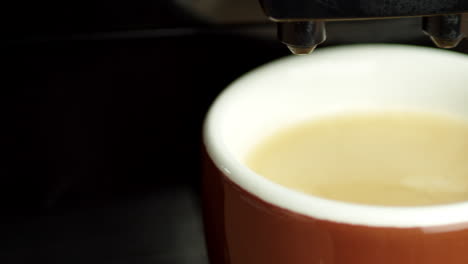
xmin=257 ymin=0 xmax=468 ymax=54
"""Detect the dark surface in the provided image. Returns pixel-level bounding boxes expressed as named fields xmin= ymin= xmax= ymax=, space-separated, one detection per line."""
xmin=2 ymin=187 xmax=207 ymax=264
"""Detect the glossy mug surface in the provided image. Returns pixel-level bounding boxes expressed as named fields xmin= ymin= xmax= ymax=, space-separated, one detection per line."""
xmin=202 ymin=44 xmax=468 ymax=264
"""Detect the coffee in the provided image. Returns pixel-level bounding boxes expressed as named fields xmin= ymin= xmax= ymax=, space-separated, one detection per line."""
xmin=246 ymin=112 xmax=468 ymax=206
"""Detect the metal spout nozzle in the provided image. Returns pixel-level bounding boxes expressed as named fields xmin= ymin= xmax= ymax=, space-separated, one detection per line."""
xmin=278 ymin=21 xmax=326 ymax=55
xmin=423 ymin=14 xmax=466 ymax=49
xmin=429 ymin=36 xmax=464 ymax=49
xmin=286 ymin=45 xmax=318 ymax=55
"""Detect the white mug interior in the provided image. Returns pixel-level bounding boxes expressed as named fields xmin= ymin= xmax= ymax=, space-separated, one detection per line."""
xmin=204 ymin=44 xmax=468 ymax=228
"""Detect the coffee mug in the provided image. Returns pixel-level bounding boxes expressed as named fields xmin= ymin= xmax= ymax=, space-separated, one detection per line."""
xmin=202 ymin=44 xmax=468 ymax=264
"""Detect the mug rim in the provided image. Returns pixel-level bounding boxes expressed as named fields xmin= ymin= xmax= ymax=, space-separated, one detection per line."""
xmin=203 ymin=44 xmax=468 ymax=228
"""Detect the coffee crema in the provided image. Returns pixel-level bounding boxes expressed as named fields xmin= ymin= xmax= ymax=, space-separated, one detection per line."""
xmin=246 ymin=112 xmax=468 ymax=206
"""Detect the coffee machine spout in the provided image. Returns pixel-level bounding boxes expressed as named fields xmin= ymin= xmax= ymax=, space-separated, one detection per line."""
xmin=258 ymin=0 xmax=468 ymax=54
xmin=277 ymin=21 xmax=326 ymax=55
xmin=423 ymin=14 xmax=466 ymax=49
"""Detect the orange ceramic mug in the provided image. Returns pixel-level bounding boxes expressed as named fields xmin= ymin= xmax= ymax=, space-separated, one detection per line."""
xmin=202 ymin=44 xmax=468 ymax=264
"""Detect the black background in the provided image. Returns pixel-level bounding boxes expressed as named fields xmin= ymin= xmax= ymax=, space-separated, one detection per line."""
xmin=2 ymin=1 xmax=468 ymax=263
xmin=1 ymin=2 xmax=286 ymax=263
